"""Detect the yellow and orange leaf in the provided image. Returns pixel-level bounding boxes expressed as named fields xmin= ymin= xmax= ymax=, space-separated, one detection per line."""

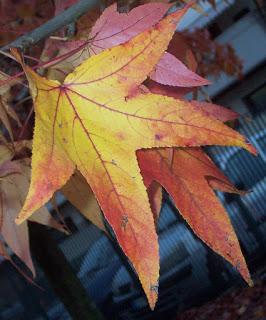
xmin=12 ymin=6 xmax=255 ymax=308
xmin=137 ymin=147 xmax=252 ymax=285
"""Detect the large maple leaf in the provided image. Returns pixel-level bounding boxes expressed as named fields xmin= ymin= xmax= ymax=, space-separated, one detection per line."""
xmin=12 ymin=7 xmax=255 ymax=308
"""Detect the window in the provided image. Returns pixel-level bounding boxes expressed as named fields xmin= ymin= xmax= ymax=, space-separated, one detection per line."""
xmin=246 ymin=84 xmax=266 ymax=115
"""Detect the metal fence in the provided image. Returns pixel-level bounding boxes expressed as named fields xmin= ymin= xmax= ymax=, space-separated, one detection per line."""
xmin=208 ymin=112 xmax=266 ymax=263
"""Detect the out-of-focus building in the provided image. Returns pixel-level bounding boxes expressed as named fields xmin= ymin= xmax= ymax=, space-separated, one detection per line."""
xmin=0 ymin=1 xmax=265 ymax=319
xmin=180 ymin=0 xmax=266 ymax=114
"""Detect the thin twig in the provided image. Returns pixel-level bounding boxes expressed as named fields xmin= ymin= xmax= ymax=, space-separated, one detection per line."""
xmin=1 ymin=0 xmax=98 ymax=52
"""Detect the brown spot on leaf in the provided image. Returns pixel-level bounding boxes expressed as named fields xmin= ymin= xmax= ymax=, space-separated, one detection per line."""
xmin=117 ymin=132 xmax=125 ymax=140
xmin=150 ymin=283 xmax=159 ymax=294
xmin=121 ymin=215 xmax=128 ymax=230
xmin=155 ymin=134 xmax=162 ymax=141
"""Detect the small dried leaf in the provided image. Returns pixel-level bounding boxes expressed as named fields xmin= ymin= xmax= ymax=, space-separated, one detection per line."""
xmin=0 ymin=159 xmax=21 ymax=177
xmin=0 ymin=159 xmax=65 ymax=276
xmin=62 ymin=171 xmax=106 ymax=233
xmin=0 ymin=99 xmax=14 ymax=140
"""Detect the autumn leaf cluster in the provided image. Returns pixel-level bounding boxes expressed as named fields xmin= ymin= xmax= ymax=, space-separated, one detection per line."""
xmin=0 ymin=1 xmax=256 ymax=309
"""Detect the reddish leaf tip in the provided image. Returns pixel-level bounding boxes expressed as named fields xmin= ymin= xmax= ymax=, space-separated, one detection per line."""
xmin=247 ymin=278 xmax=254 ymax=287
xmin=246 ymin=143 xmax=257 ymax=155
xmin=149 ymin=284 xmax=159 ymax=310
xmin=201 ymin=78 xmax=211 ymax=86
xmin=14 ymin=217 xmax=22 ymax=225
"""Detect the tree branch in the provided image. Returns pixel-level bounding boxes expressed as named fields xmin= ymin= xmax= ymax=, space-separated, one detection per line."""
xmin=1 ymin=0 xmax=98 ymax=52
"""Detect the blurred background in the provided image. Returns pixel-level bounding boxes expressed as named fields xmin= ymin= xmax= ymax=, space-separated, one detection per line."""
xmin=0 ymin=0 xmax=265 ymax=319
